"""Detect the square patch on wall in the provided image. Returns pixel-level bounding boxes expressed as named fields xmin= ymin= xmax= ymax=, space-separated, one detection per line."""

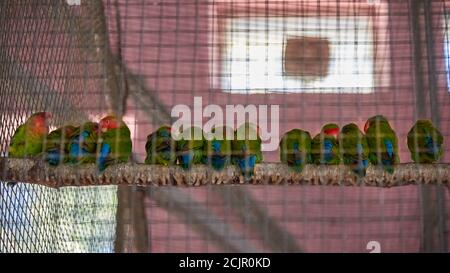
xmin=283 ymin=36 xmax=330 ymax=79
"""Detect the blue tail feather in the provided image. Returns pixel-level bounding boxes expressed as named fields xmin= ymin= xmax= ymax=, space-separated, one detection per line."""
xmin=180 ymin=152 xmax=193 ymax=170
xmin=322 ymin=139 xmax=333 ymax=163
xmin=98 ymin=143 xmax=111 ymax=171
xmin=384 ymin=139 xmax=394 ymax=158
xmin=425 ymin=135 xmax=439 ymax=155
xmin=236 ymin=154 xmax=257 ymax=179
xmin=210 ymin=155 xmax=228 ymax=170
xmin=209 ymin=141 xmax=228 ymax=170
xmin=212 ymin=140 xmax=221 ymax=152
xmin=46 ymin=149 xmax=61 ymax=166
xmin=290 ymin=142 xmax=305 ymax=171
xmin=356 ymin=143 xmax=363 ymax=155
xmin=69 ymin=142 xmax=85 ymax=161
xmin=69 ymin=131 xmax=90 ymax=162
xmin=353 ymin=158 xmax=368 ymax=177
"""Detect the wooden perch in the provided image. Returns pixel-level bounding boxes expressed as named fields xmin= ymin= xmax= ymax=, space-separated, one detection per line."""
xmin=1 ymin=158 xmax=449 ymax=189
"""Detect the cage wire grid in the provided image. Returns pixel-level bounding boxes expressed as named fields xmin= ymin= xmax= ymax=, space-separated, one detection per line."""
xmin=0 ymin=0 xmax=450 ymax=253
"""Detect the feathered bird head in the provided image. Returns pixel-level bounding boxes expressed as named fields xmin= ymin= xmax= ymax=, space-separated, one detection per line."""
xmin=341 ymin=123 xmax=360 ymax=134
xmin=414 ymin=119 xmax=433 ymax=127
xmin=364 ymin=115 xmax=390 ymax=133
xmin=99 ymin=115 xmax=123 ymax=133
xmin=321 ymin=123 xmax=339 ymax=138
xmin=156 ymin=125 xmax=172 ymax=138
xmin=62 ymin=125 xmax=77 ymax=136
xmin=27 ymin=112 xmax=51 ymax=135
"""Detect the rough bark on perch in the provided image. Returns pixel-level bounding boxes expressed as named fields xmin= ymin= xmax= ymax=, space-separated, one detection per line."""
xmin=0 ymin=158 xmax=449 ymax=189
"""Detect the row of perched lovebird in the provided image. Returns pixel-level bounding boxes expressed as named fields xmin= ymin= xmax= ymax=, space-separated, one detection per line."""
xmin=8 ymin=113 xmax=132 ymax=172
xmin=280 ymin=116 xmax=444 ymax=177
xmin=144 ymin=123 xmax=263 ymax=180
xmin=7 ymin=114 xmax=262 ymax=178
xmin=7 ymin=113 xmax=444 ymax=179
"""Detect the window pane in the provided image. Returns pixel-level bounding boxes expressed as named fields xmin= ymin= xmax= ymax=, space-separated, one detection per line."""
xmin=221 ymin=16 xmax=375 ymax=93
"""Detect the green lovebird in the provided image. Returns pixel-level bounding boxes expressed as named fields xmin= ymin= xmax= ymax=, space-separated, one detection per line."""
xmin=232 ymin=122 xmax=263 ymax=179
xmin=97 ymin=115 xmax=132 ymax=171
xmin=407 ymin=119 xmax=444 ymax=163
xmin=279 ymin=129 xmax=312 ymax=172
xmin=68 ymin=121 xmax=100 ymax=164
xmin=176 ymin=126 xmax=205 ymax=170
xmin=204 ymin=126 xmax=233 ymax=171
xmin=311 ymin=123 xmax=341 ymax=165
xmin=364 ymin=115 xmax=399 ymax=173
xmin=340 ymin=123 xmax=370 ymax=177
xmin=8 ymin=112 xmax=51 ymax=158
xmin=145 ymin=125 xmax=176 ymax=166
xmin=44 ymin=125 xmax=77 ymax=166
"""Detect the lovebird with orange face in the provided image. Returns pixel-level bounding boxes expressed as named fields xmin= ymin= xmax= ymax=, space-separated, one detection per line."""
xmin=8 ymin=112 xmax=51 ymax=158
xmin=97 ymin=115 xmax=132 ymax=171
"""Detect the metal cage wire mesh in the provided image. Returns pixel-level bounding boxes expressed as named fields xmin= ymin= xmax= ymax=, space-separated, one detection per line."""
xmin=0 ymin=0 xmax=450 ymax=253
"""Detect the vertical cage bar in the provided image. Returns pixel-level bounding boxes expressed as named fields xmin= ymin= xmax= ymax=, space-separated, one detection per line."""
xmin=423 ymin=0 xmax=447 ymax=253
xmin=410 ymin=0 xmax=444 ymax=253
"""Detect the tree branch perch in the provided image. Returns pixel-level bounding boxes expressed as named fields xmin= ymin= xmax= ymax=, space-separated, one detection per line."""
xmin=1 ymin=158 xmax=449 ymax=189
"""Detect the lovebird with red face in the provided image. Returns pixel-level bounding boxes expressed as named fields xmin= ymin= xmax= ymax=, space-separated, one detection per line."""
xmin=311 ymin=123 xmax=341 ymax=165
xmin=97 ymin=115 xmax=132 ymax=171
xmin=8 ymin=112 xmax=51 ymax=158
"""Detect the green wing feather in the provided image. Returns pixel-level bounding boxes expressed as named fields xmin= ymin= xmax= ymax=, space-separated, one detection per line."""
xmin=145 ymin=126 xmax=175 ymax=165
xmin=9 ymin=123 xmax=46 ymax=158
xmin=8 ymin=124 xmax=27 ymax=157
xmin=340 ymin=123 xmax=370 ymax=176
xmin=311 ymin=133 xmax=341 ymax=165
xmin=279 ymin=129 xmax=312 ymax=171
xmin=45 ymin=125 xmax=76 ymax=152
xmin=68 ymin=122 xmax=99 ymax=164
xmin=204 ymin=126 xmax=232 ymax=169
xmin=366 ymin=122 xmax=399 ymax=165
xmin=176 ymin=126 xmax=205 ymax=167
xmin=232 ymin=123 xmax=263 ymax=162
xmin=100 ymin=125 xmax=132 ymax=166
xmin=407 ymin=120 xmax=444 ymax=163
